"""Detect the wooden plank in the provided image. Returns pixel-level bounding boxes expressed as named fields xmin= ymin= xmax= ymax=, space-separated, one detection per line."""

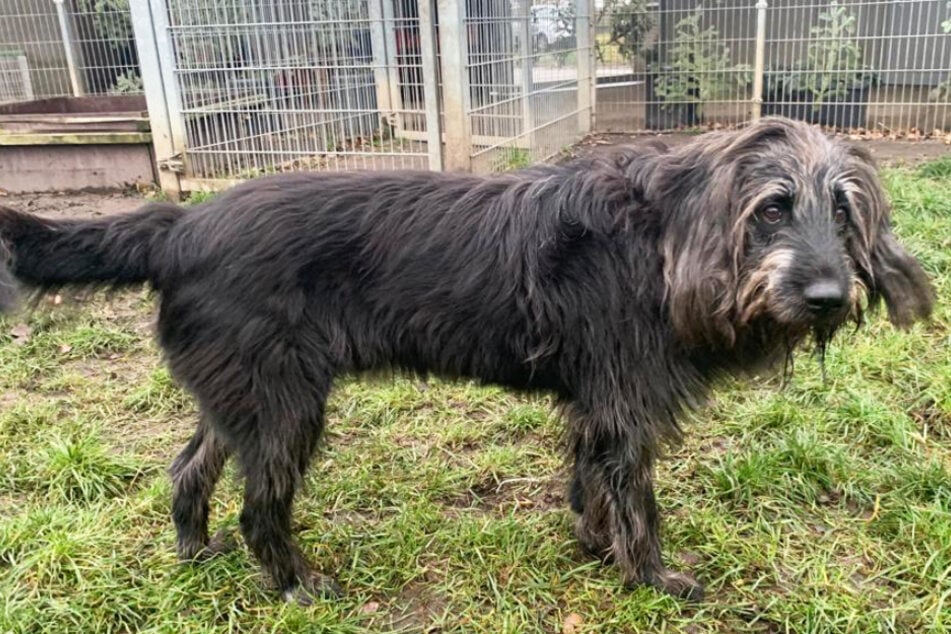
xmin=0 ymin=115 xmax=149 ymax=124
xmin=0 ymin=116 xmax=151 ymax=134
xmin=0 ymin=132 xmax=153 ymax=146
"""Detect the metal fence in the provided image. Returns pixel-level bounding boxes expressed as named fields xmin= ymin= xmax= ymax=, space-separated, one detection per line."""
xmin=465 ymin=0 xmax=594 ymax=172
xmin=0 ymin=0 xmax=141 ymax=104
xmin=131 ymin=0 xmax=595 ymax=190
xmin=595 ymin=0 xmax=951 ymax=134
xmin=164 ymin=0 xmax=444 ymax=180
xmin=4 ymin=1 xmax=948 ymax=193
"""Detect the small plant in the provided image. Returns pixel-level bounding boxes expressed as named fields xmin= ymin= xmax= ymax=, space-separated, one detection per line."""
xmin=33 ymin=433 xmax=144 ymax=503
xmin=184 ymin=190 xmax=218 ymax=205
xmin=774 ymin=1 xmax=875 ymax=112
xmin=929 ymin=1 xmax=951 ymax=101
xmin=109 ymin=70 xmax=142 ymax=94
xmin=496 ymin=147 xmax=532 ymax=171
xmin=652 ymin=6 xmax=751 ymax=118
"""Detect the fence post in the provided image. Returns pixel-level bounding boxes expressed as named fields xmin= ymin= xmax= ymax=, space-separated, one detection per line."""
xmin=751 ymin=0 xmax=768 ymax=120
xmin=418 ymin=0 xmax=445 ymax=171
xmin=517 ymin=0 xmax=535 ymax=151
xmin=368 ymin=0 xmax=395 ymax=125
xmin=129 ymin=0 xmax=186 ymax=198
xmin=52 ymin=0 xmax=83 ymax=97
xmin=576 ymin=0 xmax=594 ymax=134
xmin=16 ymin=55 xmax=34 ymax=101
xmin=437 ymin=0 xmax=472 ymax=171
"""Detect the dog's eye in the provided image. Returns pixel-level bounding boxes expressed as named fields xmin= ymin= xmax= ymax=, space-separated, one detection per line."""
xmin=759 ymin=205 xmax=785 ymax=225
xmin=834 ymin=205 xmax=849 ymax=225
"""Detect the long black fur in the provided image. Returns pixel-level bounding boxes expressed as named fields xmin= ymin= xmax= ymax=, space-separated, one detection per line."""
xmin=0 ymin=118 xmax=934 ymax=603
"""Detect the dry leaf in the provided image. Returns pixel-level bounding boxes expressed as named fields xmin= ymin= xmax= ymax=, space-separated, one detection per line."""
xmin=562 ymin=612 xmax=584 ymax=634
xmin=359 ymin=601 xmax=380 ymax=614
xmin=10 ymin=324 xmax=32 ymax=345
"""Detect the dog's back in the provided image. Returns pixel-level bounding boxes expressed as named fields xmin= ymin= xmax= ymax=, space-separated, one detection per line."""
xmin=150 ymin=165 xmax=647 ymax=390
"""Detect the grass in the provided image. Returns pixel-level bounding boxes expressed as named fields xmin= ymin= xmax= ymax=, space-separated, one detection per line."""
xmin=0 ymin=160 xmax=949 ymax=633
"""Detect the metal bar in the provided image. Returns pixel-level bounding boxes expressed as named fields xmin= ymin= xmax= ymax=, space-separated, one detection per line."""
xmin=148 ymin=0 xmax=188 ymax=172
xmin=129 ymin=0 xmax=182 ymax=197
xmin=368 ymin=0 xmax=394 ymax=123
xmin=380 ymin=0 xmax=404 ymax=136
xmin=418 ymin=0 xmax=444 ymax=170
xmin=576 ymin=0 xmax=593 ymax=133
xmin=752 ymin=0 xmax=768 ymax=120
xmin=17 ymin=55 xmax=34 ymax=101
xmin=437 ymin=0 xmax=472 ymax=171
xmin=53 ymin=0 xmax=83 ymax=96
xmin=517 ymin=0 xmax=534 ymax=150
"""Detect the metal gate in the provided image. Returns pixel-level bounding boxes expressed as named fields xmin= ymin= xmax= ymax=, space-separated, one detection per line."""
xmin=130 ymin=0 xmax=596 ymax=195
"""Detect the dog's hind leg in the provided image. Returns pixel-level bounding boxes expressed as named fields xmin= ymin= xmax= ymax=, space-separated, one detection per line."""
xmin=237 ymin=413 xmax=341 ymax=604
xmin=170 ymin=415 xmax=232 ymax=561
xmin=229 ymin=349 xmax=341 ymax=604
xmin=569 ymin=406 xmax=703 ymax=601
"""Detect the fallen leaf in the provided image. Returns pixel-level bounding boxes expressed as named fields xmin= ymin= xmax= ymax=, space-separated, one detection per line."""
xmin=563 ymin=612 xmax=584 ymax=634
xmin=10 ymin=324 xmax=32 ymax=345
xmin=359 ymin=601 xmax=380 ymax=614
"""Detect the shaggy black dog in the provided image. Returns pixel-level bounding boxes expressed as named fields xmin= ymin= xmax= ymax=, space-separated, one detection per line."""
xmin=0 ymin=118 xmax=934 ymax=603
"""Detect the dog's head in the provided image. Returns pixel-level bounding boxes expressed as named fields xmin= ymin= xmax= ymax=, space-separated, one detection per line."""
xmin=656 ymin=117 xmax=934 ymax=351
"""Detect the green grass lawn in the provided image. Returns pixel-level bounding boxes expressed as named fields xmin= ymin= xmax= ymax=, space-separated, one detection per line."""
xmin=1 ymin=158 xmax=949 ymax=633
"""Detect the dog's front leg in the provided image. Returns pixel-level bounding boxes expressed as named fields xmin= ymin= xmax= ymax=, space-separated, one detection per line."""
xmin=569 ymin=417 xmax=703 ymax=601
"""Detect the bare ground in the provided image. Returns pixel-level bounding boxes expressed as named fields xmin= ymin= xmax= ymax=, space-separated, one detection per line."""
xmin=0 ymin=188 xmax=144 ymax=218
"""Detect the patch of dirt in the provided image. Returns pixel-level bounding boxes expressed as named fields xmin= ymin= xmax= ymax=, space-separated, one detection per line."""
xmin=910 ymin=399 xmax=951 ymax=440
xmin=565 ymin=131 xmax=951 ymax=168
xmin=447 ymin=473 xmax=567 ymax=517
xmin=370 ymin=579 xmax=450 ymax=633
xmin=0 ymin=188 xmax=147 ymax=219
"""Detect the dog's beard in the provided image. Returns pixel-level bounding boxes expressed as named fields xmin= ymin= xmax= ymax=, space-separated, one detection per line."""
xmin=778 ymin=325 xmax=836 ymax=389
xmin=811 ymin=324 xmax=836 ymax=385
xmin=741 ymin=255 xmax=865 ymax=387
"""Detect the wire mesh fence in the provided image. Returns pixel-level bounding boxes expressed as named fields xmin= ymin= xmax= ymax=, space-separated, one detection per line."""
xmin=465 ymin=0 xmax=594 ymax=171
xmin=3 ymin=1 xmax=948 ymax=190
xmin=167 ymin=0 xmax=435 ymax=181
xmin=595 ymin=0 xmax=951 ymax=135
xmin=0 ymin=51 xmax=34 ymax=103
xmin=0 ymin=0 xmax=140 ymax=104
xmin=157 ymin=0 xmax=595 ymax=184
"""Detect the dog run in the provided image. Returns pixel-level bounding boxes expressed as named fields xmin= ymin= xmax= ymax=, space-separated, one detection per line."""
xmin=0 ymin=118 xmax=933 ymax=604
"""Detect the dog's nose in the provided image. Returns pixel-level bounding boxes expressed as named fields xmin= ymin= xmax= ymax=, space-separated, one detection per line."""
xmin=804 ymin=280 xmax=846 ymax=314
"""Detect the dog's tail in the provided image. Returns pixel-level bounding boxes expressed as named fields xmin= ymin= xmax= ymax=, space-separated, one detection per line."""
xmin=0 ymin=203 xmax=185 ymax=313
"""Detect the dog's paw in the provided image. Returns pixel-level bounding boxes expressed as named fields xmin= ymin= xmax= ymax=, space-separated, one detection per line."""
xmin=281 ymin=572 xmax=344 ymax=606
xmin=204 ymin=528 xmax=239 ymax=558
xmin=178 ymin=528 xmax=240 ymax=563
xmin=645 ymin=568 xmax=705 ymax=602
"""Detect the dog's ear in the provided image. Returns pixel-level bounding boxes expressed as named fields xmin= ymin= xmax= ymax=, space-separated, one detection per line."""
xmin=867 ymin=225 xmax=934 ymax=327
xmin=844 ymin=146 xmax=935 ymax=328
xmin=657 ymin=157 xmax=740 ymax=348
